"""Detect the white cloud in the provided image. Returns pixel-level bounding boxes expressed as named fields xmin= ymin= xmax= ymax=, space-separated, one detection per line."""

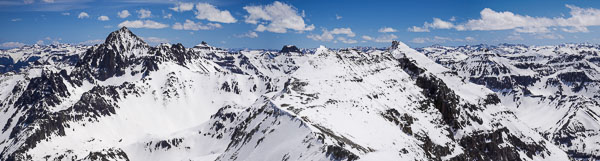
xmin=562 ymin=26 xmax=589 ymax=33
xmin=535 ymin=33 xmax=564 ymax=39
xmin=0 ymin=42 xmax=26 ymax=48
xmin=514 ymin=26 xmax=550 ymax=33
xmin=118 ymin=10 xmax=130 ymax=18
xmin=118 ymin=20 xmax=168 ymax=29
xmin=78 ymin=39 xmax=103 ymax=45
xmin=23 ymin=0 xmax=34 ymax=4
xmin=337 ymin=37 xmax=357 ymax=44
xmin=429 ymin=18 xmax=454 ymax=29
xmin=330 ymin=28 xmax=355 ymax=37
xmin=195 ymin=3 xmax=236 ymax=23
xmin=336 ymin=14 xmax=342 ymax=20
xmin=410 ymin=37 xmax=427 ymax=43
xmin=408 ymin=18 xmax=453 ymax=32
xmin=97 ymin=15 xmax=109 ymax=21
xmin=407 ymin=26 xmax=429 ymax=32
xmin=362 ymin=35 xmax=373 ymax=41
xmin=42 ymin=0 xmax=53 ymax=3
xmin=307 ymin=28 xmax=354 ymax=42
xmin=465 ymin=36 xmax=476 ymax=41
xmin=243 ymin=1 xmax=315 ymax=33
xmin=11 ymin=18 xmax=22 ymax=22
xmin=506 ymin=33 xmax=524 ymax=41
xmin=163 ymin=12 xmax=172 ymax=19
xmin=374 ymin=34 xmax=398 ymax=43
xmin=410 ymin=36 xmax=465 ymax=44
xmin=141 ymin=37 xmax=169 ymax=45
xmin=170 ymin=2 xmax=194 ymax=12
xmin=137 ymin=9 xmax=151 ymax=19
xmin=307 ymin=30 xmax=334 ymax=41
xmin=61 ymin=12 xmax=70 ymax=16
xmin=426 ymin=5 xmax=600 ymax=33
xmin=235 ymin=31 xmax=259 ymax=38
xmin=172 ymin=19 xmax=222 ymax=30
xmin=378 ymin=27 xmax=398 ymax=33
xmin=78 ymin=12 xmax=89 ymax=19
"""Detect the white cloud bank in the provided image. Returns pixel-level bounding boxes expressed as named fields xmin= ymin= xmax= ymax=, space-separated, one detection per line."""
xmin=307 ymin=28 xmax=355 ymax=43
xmin=118 ymin=20 xmax=168 ymax=29
xmin=78 ymin=12 xmax=89 ymax=19
xmin=243 ymin=1 xmax=314 ymax=33
xmin=117 ymin=10 xmax=130 ymax=18
xmin=172 ymin=19 xmax=222 ymax=31
xmin=195 ymin=3 xmax=237 ymax=23
xmin=409 ymin=5 xmax=600 ymax=33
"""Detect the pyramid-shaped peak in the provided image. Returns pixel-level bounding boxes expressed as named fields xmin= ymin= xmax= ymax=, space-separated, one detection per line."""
xmin=104 ymin=27 xmax=146 ymax=46
xmin=103 ymin=26 xmax=148 ymax=52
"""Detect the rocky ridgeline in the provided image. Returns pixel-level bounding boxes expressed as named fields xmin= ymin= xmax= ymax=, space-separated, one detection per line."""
xmin=0 ymin=27 xmax=588 ymax=160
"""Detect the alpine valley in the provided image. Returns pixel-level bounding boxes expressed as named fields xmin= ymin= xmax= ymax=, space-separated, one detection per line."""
xmin=0 ymin=27 xmax=598 ymax=161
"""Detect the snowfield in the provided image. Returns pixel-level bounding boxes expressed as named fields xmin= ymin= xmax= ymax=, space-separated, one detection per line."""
xmin=0 ymin=27 xmax=593 ymax=161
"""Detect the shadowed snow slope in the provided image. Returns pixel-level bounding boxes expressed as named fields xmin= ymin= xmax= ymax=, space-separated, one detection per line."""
xmin=0 ymin=28 xmax=576 ymax=161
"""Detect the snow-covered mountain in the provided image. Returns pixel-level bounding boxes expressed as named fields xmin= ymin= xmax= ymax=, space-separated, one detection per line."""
xmin=0 ymin=27 xmax=586 ymax=161
xmin=420 ymin=44 xmax=600 ymax=160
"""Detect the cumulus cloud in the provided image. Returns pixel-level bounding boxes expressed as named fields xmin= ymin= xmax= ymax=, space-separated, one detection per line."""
xmin=373 ymin=34 xmax=398 ymax=43
xmin=172 ymin=19 xmax=222 ymax=30
xmin=362 ymin=35 xmax=373 ymax=41
xmin=235 ymin=31 xmax=259 ymax=38
xmin=378 ymin=27 xmax=398 ymax=33
xmin=97 ymin=15 xmax=109 ymax=21
xmin=330 ymin=28 xmax=355 ymax=37
xmin=137 ymin=9 xmax=151 ymax=19
xmin=410 ymin=36 xmax=466 ymax=43
xmin=78 ymin=39 xmax=103 ymax=45
xmin=407 ymin=26 xmax=429 ymax=32
xmin=78 ymin=12 xmax=89 ymax=19
xmin=195 ymin=3 xmax=236 ymax=23
xmin=413 ymin=5 xmax=600 ymax=34
xmin=465 ymin=36 xmax=476 ymax=41
xmin=336 ymin=14 xmax=342 ymax=20
xmin=243 ymin=1 xmax=315 ymax=33
xmin=337 ymin=37 xmax=357 ymax=44
xmin=0 ymin=42 xmax=26 ymax=48
xmin=307 ymin=28 xmax=355 ymax=42
xmin=141 ymin=37 xmax=169 ymax=45
xmin=118 ymin=10 xmax=130 ymax=18
xmin=118 ymin=20 xmax=168 ymax=29
xmin=170 ymin=2 xmax=194 ymax=12
xmin=408 ymin=18 xmax=453 ymax=32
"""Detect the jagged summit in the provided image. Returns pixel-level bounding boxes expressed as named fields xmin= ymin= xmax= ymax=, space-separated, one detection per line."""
xmin=103 ymin=27 xmax=148 ymax=53
xmin=280 ymin=45 xmax=300 ymax=53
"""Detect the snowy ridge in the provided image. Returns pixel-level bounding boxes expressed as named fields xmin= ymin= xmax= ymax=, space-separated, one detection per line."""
xmin=421 ymin=44 xmax=600 ymax=160
xmin=0 ymin=27 xmax=583 ymax=161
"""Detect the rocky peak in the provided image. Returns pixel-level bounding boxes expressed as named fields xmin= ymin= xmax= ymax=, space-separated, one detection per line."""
xmin=103 ymin=27 xmax=148 ymax=54
xmin=390 ymin=41 xmax=401 ymax=50
xmin=280 ymin=45 xmax=300 ymax=53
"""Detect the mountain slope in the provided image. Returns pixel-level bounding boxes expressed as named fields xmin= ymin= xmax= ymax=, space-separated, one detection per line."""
xmin=0 ymin=28 xmax=573 ymax=161
xmin=421 ymin=44 xmax=600 ymax=160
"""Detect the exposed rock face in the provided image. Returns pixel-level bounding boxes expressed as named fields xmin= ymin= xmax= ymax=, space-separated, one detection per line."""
xmin=0 ymin=28 xmax=577 ymax=161
xmin=280 ymin=45 xmax=301 ymax=53
xmin=421 ymin=43 xmax=600 ymax=160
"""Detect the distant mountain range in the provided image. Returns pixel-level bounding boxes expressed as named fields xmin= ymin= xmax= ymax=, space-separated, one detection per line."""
xmin=0 ymin=27 xmax=597 ymax=161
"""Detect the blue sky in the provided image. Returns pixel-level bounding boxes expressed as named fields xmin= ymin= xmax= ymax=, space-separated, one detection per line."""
xmin=1 ymin=0 xmax=600 ymax=49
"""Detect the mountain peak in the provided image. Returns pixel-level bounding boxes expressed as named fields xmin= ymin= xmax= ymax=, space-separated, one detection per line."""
xmin=280 ymin=45 xmax=300 ymax=53
xmin=104 ymin=27 xmax=147 ymax=50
